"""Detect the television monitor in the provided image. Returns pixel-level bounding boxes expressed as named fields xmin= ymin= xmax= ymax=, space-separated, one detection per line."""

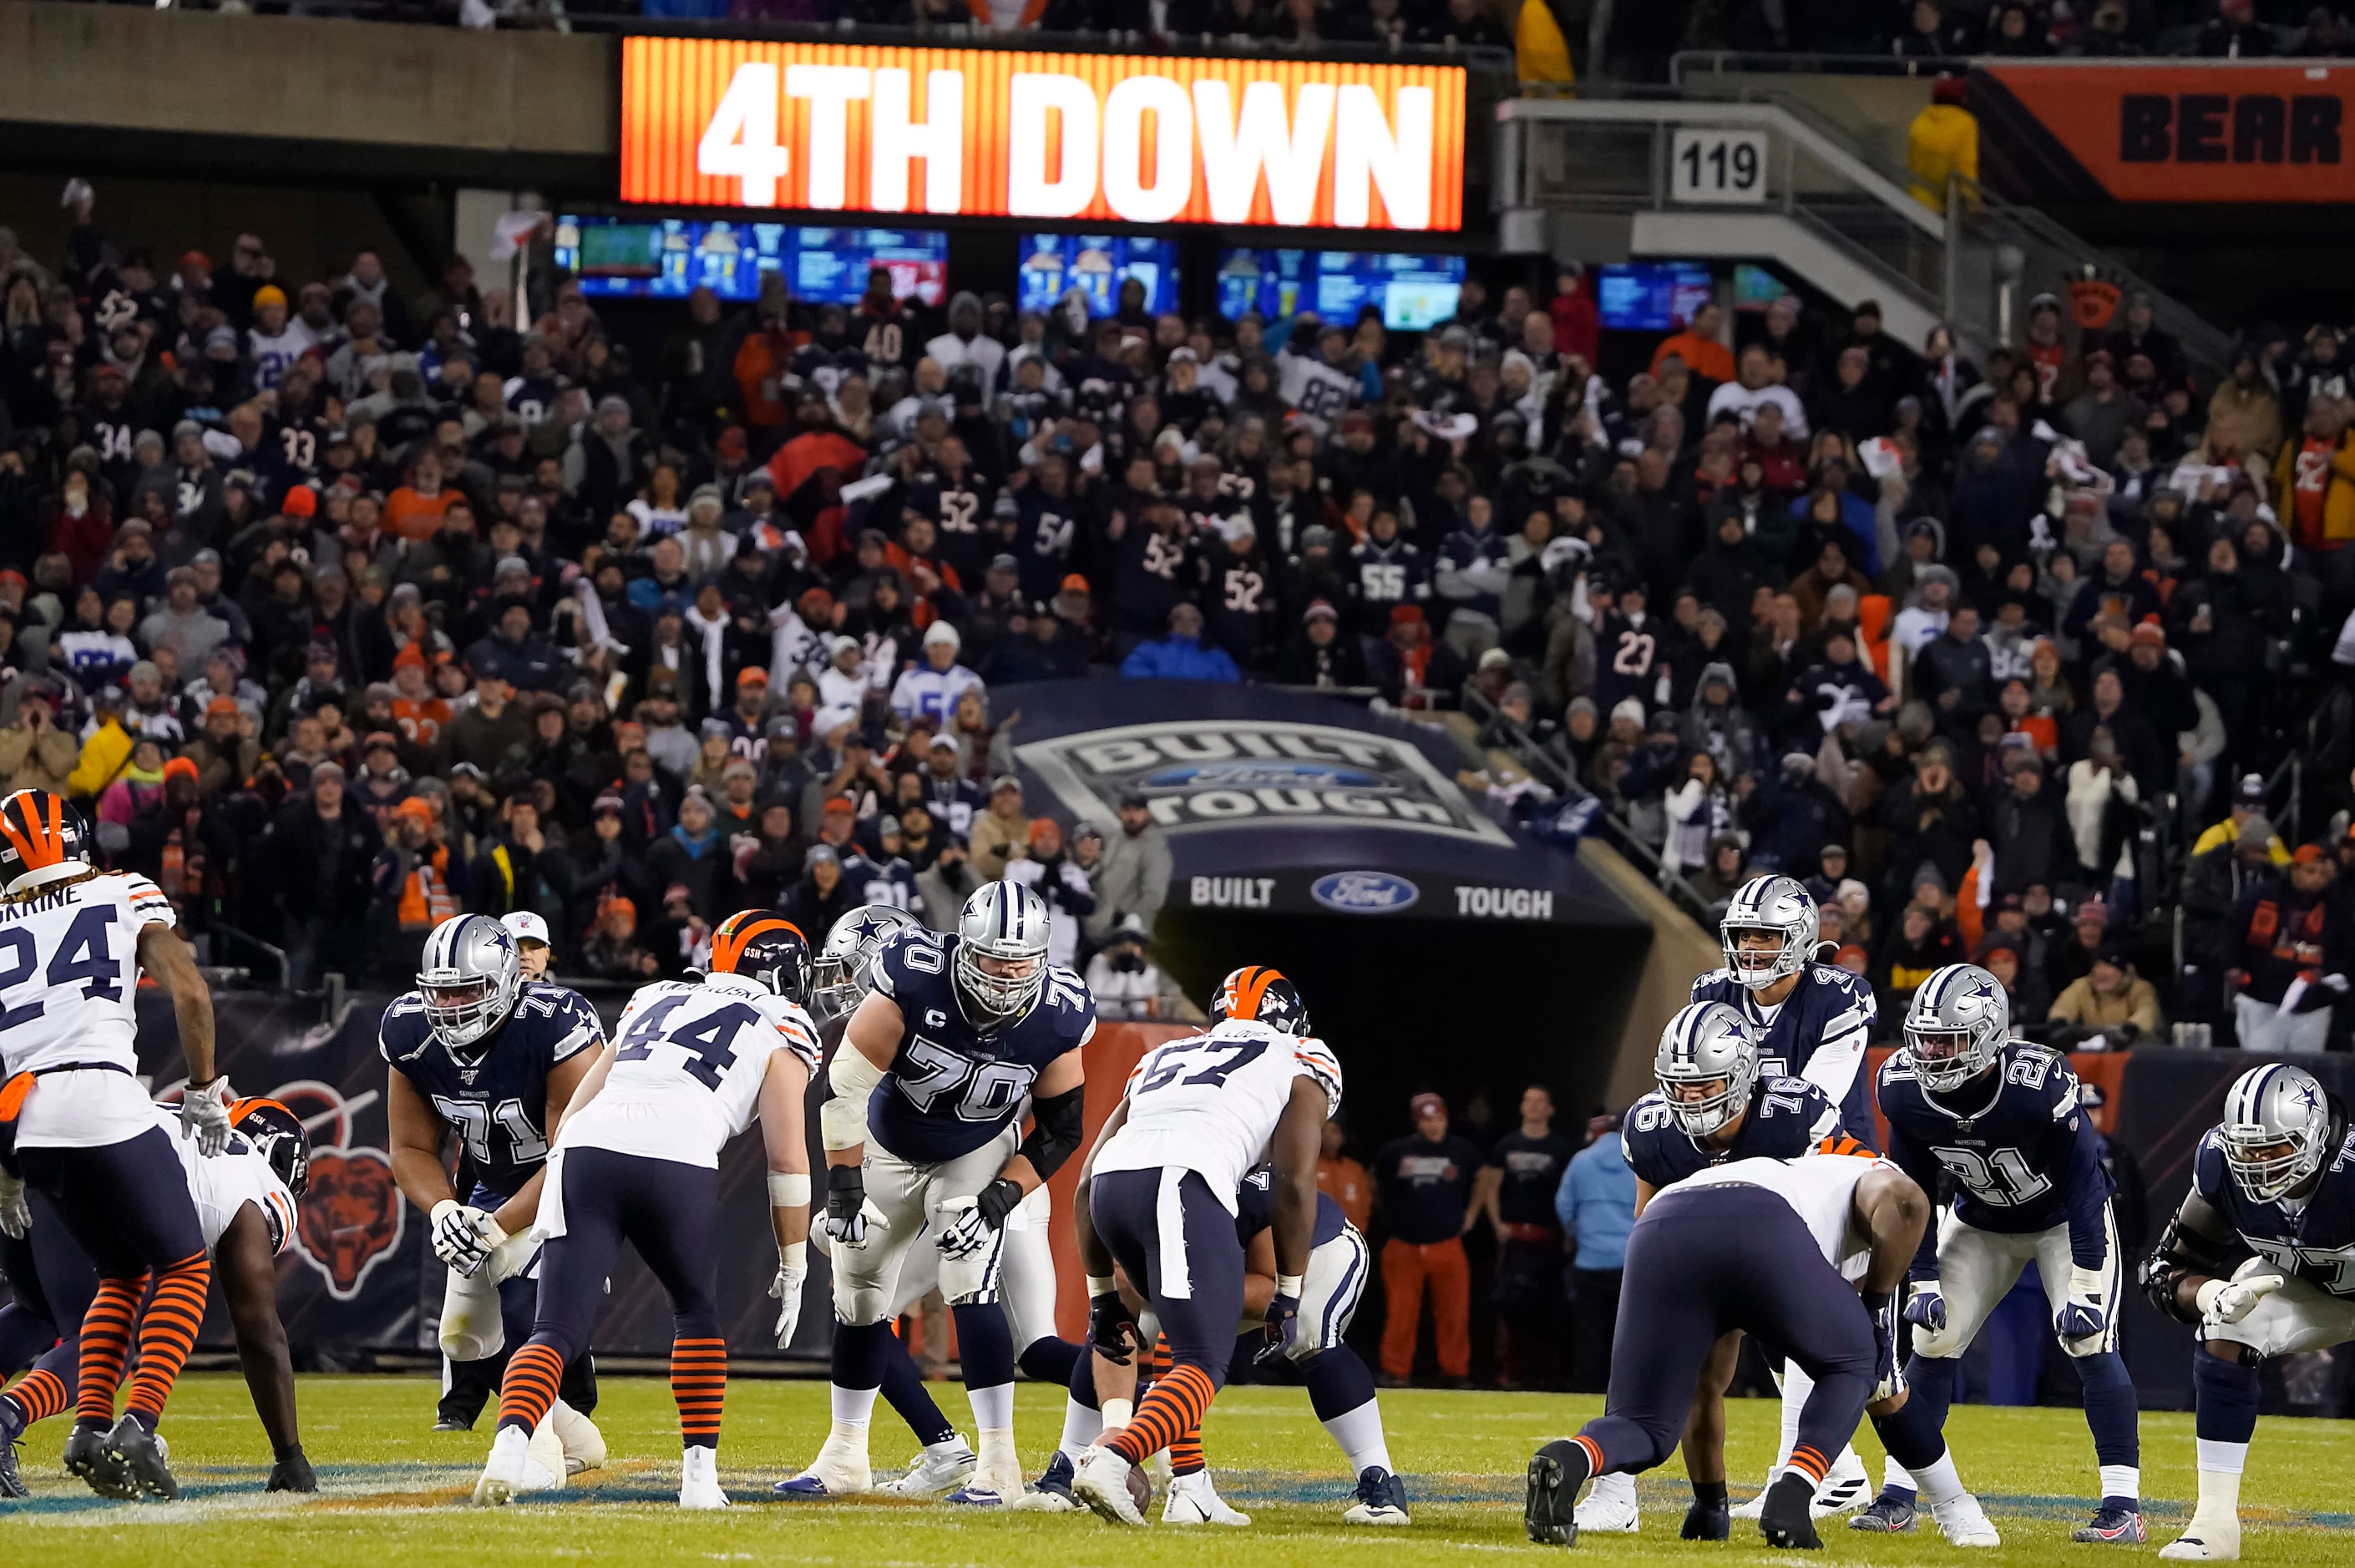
xmin=1595 ymin=262 xmax=1715 ymax=332
xmin=788 ymin=227 xmax=949 ymax=308
xmin=553 ymin=216 xmax=946 ymax=305
xmin=1216 ymin=248 xmax=1466 ymax=331
xmin=1017 ymin=234 xmax=1180 ymax=318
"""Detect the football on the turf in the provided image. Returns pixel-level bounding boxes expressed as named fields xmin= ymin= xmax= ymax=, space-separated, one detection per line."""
xmin=1127 ymin=1463 xmax=1152 ymax=1514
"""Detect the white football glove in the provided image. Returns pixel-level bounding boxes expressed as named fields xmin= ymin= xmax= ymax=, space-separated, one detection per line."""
xmin=429 ymin=1200 xmax=499 ymax=1277
xmin=179 ymin=1076 xmax=234 ymax=1156
xmin=934 ymin=1195 xmax=993 ymax=1260
xmin=484 ymin=1226 xmax=538 ymax=1284
xmin=2197 ymin=1272 xmax=2287 ymax=1328
xmin=0 ymin=1168 xmax=28 ymax=1240
xmin=769 ymin=1262 xmax=808 ymax=1348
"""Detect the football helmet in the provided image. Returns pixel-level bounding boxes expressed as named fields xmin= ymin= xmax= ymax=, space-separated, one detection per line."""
xmin=2219 ymin=1063 xmax=2334 ymax=1203
xmin=1211 ymin=965 xmax=1312 ymax=1038
xmin=813 ymin=903 xmax=923 ymax=1023
xmin=954 ymin=879 xmax=1051 ymax=1020
xmin=711 ymin=911 xmax=813 ymax=1005
xmin=1719 ymin=875 xmax=1820 ymax=990
xmin=416 ymin=913 xmax=524 ymax=1055
xmin=230 ymin=1096 xmax=311 ymax=1196
xmin=1903 ymin=964 xmax=2010 ymax=1093
xmin=1654 ymin=1001 xmax=1758 ymax=1137
xmin=0 ymin=789 xmax=93 ymax=897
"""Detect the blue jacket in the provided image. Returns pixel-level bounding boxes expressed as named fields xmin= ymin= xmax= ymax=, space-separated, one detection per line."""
xmin=1555 ymin=1131 xmax=1638 ymax=1271
xmin=1120 ymin=635 xmax=1242 ymax=683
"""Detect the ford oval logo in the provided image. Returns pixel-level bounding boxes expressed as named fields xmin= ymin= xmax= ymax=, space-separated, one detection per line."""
xmin=1310 ymin=871 xmax=1420 ymax=913
xmin=1143 ymin=761 xmax=1382 ymax=791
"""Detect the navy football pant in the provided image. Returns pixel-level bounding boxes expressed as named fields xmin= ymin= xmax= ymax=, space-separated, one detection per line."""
xmin=1577 ymin=1184 xmax=1876 ymax=1479
xmin=1089 ymin=1167 xmax=1246 ymax=1388
xmin=0 ymin=1192 xmax=95 ymax=1429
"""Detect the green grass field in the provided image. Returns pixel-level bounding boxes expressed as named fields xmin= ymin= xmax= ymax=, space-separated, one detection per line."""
xmin=5 ymin=1374 xmax=2354 ymax=1564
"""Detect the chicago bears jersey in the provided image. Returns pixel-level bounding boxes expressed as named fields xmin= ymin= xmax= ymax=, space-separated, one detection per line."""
xmin=1622 ymin=1075 xmax=1841 ymax=1190
xmin=865 ymin=927 xmax=1095 ymax=1163
xmin=0 ymin=872 xmax=175 ymax=1078
xmin=1691 ymin=964 xmax=1877 ymax=1144
xmin=162 ymin=1103 xmax=298 ymax=1257
xmin=2191 ymin=1122 xmax=2355 ymax=1300
xmin=1878 ymin=1041 xmax=2109 ymax=1262
xmin=380 ymin=981 xmax=605 ymax=1202
xmin=1094 ymin=1020 xmax=1345 ymax=1213
xmin=567 ymin=973 xmax=822 ymax=1168
xmin=1676 ymin=1154 xmax=1887 ymax=1276
xmin=1233 ymin=1161 xmax=1349 ymax=1248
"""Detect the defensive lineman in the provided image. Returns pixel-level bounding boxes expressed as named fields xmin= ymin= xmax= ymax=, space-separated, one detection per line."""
xmin=1866 ymin=963 xmax=2143 ymax=1543
xmin=793 ymin=881 xmax=1093 ymax=1505
xmin=2144 ymin=1064 xmax=2355 ymax=1561
xmin=474 ymin=912 xmax=818 ymax=1509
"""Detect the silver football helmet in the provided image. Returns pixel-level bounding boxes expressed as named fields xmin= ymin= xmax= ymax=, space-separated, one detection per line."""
xmin=1654 ymin=1001 xmax=1760 ymax=1137
xmin=2220 ymin=1063 xmax=2335 ymax=1203
xmin=954 ymin=879 xmax=1052 ymax=1020
xmin=813 ymin=903 xmax=924 ymax=1024
xmin=416 ymin=913 xmax=524 ymax=1055
xmin=1903 ymin=964 xmax=2009 ymax=1093
xmin=1720 ymin=875 xmax=1820 ymax=991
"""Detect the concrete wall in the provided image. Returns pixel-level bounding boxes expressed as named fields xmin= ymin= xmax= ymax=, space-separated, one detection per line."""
xmin=1683 ymin=70 xmax=1934 ymax=175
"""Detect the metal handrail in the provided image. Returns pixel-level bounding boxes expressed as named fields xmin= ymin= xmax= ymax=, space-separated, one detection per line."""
xmin=210 ymin=921 xmax=290 ymax=989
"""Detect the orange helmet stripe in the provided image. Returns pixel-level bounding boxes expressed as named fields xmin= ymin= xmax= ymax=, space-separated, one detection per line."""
xmin=1222 ymin=965 xmax=1284 ymax=1022
xmin=230 ymin=1096 xmax=297 ymax=1128
xmin=712 ymin=912 xmax=805 ymax=974
xmin=0 ymin=792 xmax=63 ymax=873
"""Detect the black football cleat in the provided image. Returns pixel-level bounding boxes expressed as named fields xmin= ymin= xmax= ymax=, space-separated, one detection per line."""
xmin=267 ymin=1445 xmax=318 ymax=1494
xmin=1760 ymin=1472 xmax=1822 ymax=1550
xmin=0 ymin=1398 xmax=26 ymax=1500
xmin=108 ymin=1416 xmax=179 ymax=1501
xmin=1525 ymin=1441 xmax=1587 ymax=1546
xmin=63 ymin=1422 xmax=137 ymax=1500
xmin=1683 ymin=1497 xmax=1731 ymax=1540
xmin=432 ymin=1415 xmax=474 ymax=1433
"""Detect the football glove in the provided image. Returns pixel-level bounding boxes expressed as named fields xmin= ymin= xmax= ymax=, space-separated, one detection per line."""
xmin=429 ymin=1200 xmax=498 ymax=1276
xmin=483 ymin=1226 xmax=538 ymax=1284
xmin=823 ymin=1166 xmax=873 ymax=1247
xmin=1088 ymin=1285 xmax=1137 ymax=1364
xmin=180 ymin=1075 xmax=234 ymax=1156
xmin=0 ymin=1168 xmax=26 ymax=1240
xmin=1902 ymin=1279 xmax=1947 ymax=1333
xmin=2055 ymin=1265 xmax=2109 ymax=1343
xmin=937 ymin=1176 xmax=1025 ymax=1260
xmin=769 ymin=1262 xmax=808 ymax=1348
xmin=1255 ymin=1280 xmax=1303 ymax=1367
xmin=1863 ymin=1288 xmax=1904 ymax=1402
xmin=2196 ymin=1272 xmax=2287 ymax=1328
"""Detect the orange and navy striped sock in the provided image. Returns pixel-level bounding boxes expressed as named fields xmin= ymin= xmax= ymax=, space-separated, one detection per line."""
xmin=1786 ymin=1444 xmax=1831 ymax=1488
xmin=76 ymin=1272 xmax=146 ymax=1427
xmin=497 ymin=1340 xmax=568 ymax=1437
xmin=1107 ymin=1363 xmax=1216 ymax=1467
xmin=672 ymin=1336 xmax=726 ymax=1450
xmin=124 ymin=1252 xmax=210 ymax=1427
xmin=5 ymin=1366 xmax=71 ymax=1429
xmin=1169 ymin=1424 xmax=1206 ymax=1475
xmin=1571 ymin=1434 xmax=1607 ymax=1482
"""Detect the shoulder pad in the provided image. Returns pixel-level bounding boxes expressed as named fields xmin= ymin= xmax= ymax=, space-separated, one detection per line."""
xmin=1690 ymin=969 xmax=1733 ymax=997
xmin=871 ymin=926 xmax=945 ymax=998
xmin=2191 ymin=1128 xmax=2229 ymax=1197
xmin=1293 ymin=1035 xmax=1345 ymax=1119
xmin=378 ymin=992 xmax=432 ymax=1064
xmin=519 ymin=984 xmax=606 ymax=1059
xmin=1877 ymin=1052 xmax=1917 ymax=1087
xmin=1762 ymin=1075 xmax=1814 ymax=1095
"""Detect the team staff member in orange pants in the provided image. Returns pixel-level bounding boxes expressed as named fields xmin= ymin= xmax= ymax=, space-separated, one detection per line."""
xmin=1374 ymin=1093 xmax=1483 ymax=1385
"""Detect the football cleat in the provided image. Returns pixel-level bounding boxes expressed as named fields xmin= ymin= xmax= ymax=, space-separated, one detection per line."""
xmin=108 ymin=1418 xmax=178 ymax=1502
xmin=773 ymin=1424 xmax=874 ymax=1498
xmin=1731 ymin=1487 xmax=1768 ymax=1520
xmin=2160 ymin=1509 xmax=2241 ymax=1561
xmin=1072 ymin=1445 xmax=1147 ymax=1526
xmin=473 ymin=1425 xmax=562 ymax=1506
xmin=1578 ymin=1471 xmax=1639 ymax=1534
xmin=432 ymin=1415 xmax=474 ymax=1433
xmin=63 ymin=1422 xmax=136 ymax=1500
xmin=550 ymin=1400 xmax=605 ymax=1475
xmin=1344 ymin=1465 xmax=1411 ymax=1526
xmin=1759 ymin=1473 xmax=1821 ymax=1550
xmin=1811 ymin=1449 xmax=1871 ymax=1516
xmin=1009 ymin=1450 xmax=1084 ymax=1513
xmin=2074 ymin=1505 xmax=2148 ymax=1544
xmin=1162 ymin=1469 xmax=1250 ymax=1526
xmin=0 ymin=1398 xmax=25 ymax=1500
xmin=1848 ymin=1494 xmax=1918 ymax=1533
xmin=881 ymin=1441 xmax=978 ymax=1498
xmin=1682 ymin=1498 xmax=1730 ymax=1540
xmin=1931 ymin=1493 xmax=2003 ymax=1548
xmin=1524 ymin=1443 xmax=1582 ymax=1546
xmin=266 ymin=1446 xmax=318 ymax=1494
xmin=679 ymin=1444 xmax=729 ymax=1510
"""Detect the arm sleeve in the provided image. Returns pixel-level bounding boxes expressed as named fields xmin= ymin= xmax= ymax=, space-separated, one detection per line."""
xmin=1799 ymin=999 xmax=1871 ymax=1108
xmin=1881 ymin=1116 xmax=1946 ymax=1281
xmin=2055 ymin=1098 xmax=2113 ymax=1271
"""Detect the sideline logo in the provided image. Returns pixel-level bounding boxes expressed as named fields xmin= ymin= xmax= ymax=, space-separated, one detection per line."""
xmin=1310 ymin=871 xmax=1420 ymax=913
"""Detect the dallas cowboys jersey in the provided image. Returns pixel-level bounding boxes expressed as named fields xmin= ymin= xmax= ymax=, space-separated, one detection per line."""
xmin=864 ymin=927 xmax=1095 ymax=1163
xmin=1691 ymin=964 xmax=1877 ymax=1144
xmin=2191 ymin=1120 xmax=2355 ymax=1300
xmin=1879 ymin=1040 xmax=2109 ymax=1252
xmin=1233 ymin=1161 xmax=1348 ymax=1248
xmin=1622 ymin=1075 xmax=1841 ymax=1190
xmin=379 ymin=982 xmax=605 ymax=1203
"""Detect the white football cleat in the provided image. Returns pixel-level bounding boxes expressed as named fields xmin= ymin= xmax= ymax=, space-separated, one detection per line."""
xmin=2160 ymin=1509 xmax=2242 ymax=1560
xmin=1162 ymin=1469 xmax=1250 ymax=1526
xmin=1932 ymin=1492 xmax=2003 ymax=1547
xmin=679 ymin=1445 xmax=729 ymax=1510
xmin=1730 ymin=1484 xmax=1769 ymax=1520
xmin=881 ymin=1440 xmax=978 ymax=1498
xmin=550 ymin=1399 xmax=605 ymax=1476
xmin=524 ymin=1420 xmax=570 ymax=1492
xmin=1072 ymin=1446 xmax=1147 ymax=1526
xmin=1811 ymin=1449 xmax=1871 ymax=1516
xmin=773 ymin=1421 xmax=874 ymax=1498
xmin=1576 ymin=1470 xmax=1641 ymax=1533
xmin=474 ymin=1425 xmax=562 ymax=1506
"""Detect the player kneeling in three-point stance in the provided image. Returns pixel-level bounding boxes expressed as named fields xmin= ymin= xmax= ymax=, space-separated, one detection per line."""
xmin=1525 ymin=1152 xmax=1994 ymax=1550
xmin=0 ymin=791 xmax=225 ymax=1500
xmin=2144 ymin=1064 xmax=2355 ymax=1562
xmin=1866 ymin=963 xmax=2142 ymax=1544
xmin=474 ymin=912 xmax=818 ymax=1507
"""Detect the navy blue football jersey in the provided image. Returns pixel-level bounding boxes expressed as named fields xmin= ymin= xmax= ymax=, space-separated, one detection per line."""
xmin=1691 ymin=964 xmax=1878 ymax=1144
xmin=1878 ymin=1041 xmax=2109 ymax=1264
xmin=1233 ymin=1161 xmax=1349 ymax=1248
xmin=865 ymin=927 xmax=1096 ymax=1162
xmin=380 ymin=982 xmax=605 ymax=1203
xmin=2192 ymin=1119 xmax=2355 ymax=1300
xmin=1622 ymin=1075 xmax=1842 ymax=1191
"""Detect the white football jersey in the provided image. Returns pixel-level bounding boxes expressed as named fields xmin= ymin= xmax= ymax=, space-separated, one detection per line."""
xmin=1676 ymin=1153 xmax=1889 ymax=1277
xmin=1092 ymin=1019 xmax=1343 ymax=1214
xmin=162 ymin=1104 xmax=298 ymax=1257
xmin=0 ymin=871 xmax=173 ymax=1077
xmin=1278 ymin=352 xmax=1358 ymax=434
xmin=559 ymin=972 xmax=821 ymax=1168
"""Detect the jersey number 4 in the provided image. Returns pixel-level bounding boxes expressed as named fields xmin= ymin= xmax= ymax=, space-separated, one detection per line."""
xmin=1932 ymin=1146 xmax=2052 ymax=1207
xmin=0 ymin=906 xmax=121 ymax=1030
xmin=615 ymin=995 xmax=762 ymax=1090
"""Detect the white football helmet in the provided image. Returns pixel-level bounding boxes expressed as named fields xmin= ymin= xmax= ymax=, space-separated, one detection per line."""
xmin=2220 ymin=1063 xmax=2334 ymax=1203
xmin=813 ymin=903 xmax=923 ymax=1024
xmin=1719 ymin=874 xmax=1820 ymax=990
xmin=1654 ymin=1001 xmax=1759 ymax=1137
xmin=954 ymin=879 xmax=1051 ymax=1020
xmin=417 ymin=913 xmax=524 ymax=1055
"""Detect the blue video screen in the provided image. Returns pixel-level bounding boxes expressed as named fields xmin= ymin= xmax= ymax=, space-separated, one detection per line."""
xmin=1216 ymin=249 xmax=1466 ymax=331
xmin=1016 ymin=234 xmax=1179 ymax=318
xmin=555 ymin=216 xmax=948 ymax=306
xmin=1596 ymin=262 xmax=1715 ymax=332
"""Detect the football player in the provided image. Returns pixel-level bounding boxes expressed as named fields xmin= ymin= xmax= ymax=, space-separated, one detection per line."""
xmin=1067 ymin=967 xmax=1344 ymax=1525
xmin=788 ymin=881 xmax=1094 ymax=1505
xmin=1691 ymin=874 xmax=1880 ymax=1518
xmin=0 ymin=790 xmax=227 ymax=1500
xmin=474 ymin=912 xmax=818 ymax=1510
xmin=382 ymin=913 xmax=605 ymax=1467
xmin=2143 ymin=1064 xmax=2355 ymax=1562
xmin=1866 ymin=964 xmax=2141 ymax=1544
xmin=1524 ymin=1154 xmax=1995 ymax=1551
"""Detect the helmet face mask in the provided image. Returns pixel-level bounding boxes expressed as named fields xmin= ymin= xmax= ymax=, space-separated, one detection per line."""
xmin=1719 ymin=876 xmax=1818 ymax=992
xmin=230 ymin=1098 xmax=311 ymax=1196
xmin=416 ymin=915 xmax=523 ymax=1055
xmin=2221 ymin=1064 xmax=2332 ymax=1202
xmin=954 ymin=881 xmax=1051 ymax=1020
xmin=1654 ymin=1001 xmax=1757 ymax=1138
xmin=1903 ymin=964 xmax=2008 ymax=1093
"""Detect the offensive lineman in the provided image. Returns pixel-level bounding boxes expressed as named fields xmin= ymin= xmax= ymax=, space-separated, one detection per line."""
xmin=382 ymin=913 xmax=605 ymax=1463
xmin=0 ymin=789 xmax=225 ymax=1500
xmin=791 ymin=880 xmax=1094 ymax=1505
xmin=474 ymin=912 xmax=818 ymax=1509
xmin=1866 ymin=963 xmax=2142 ymax=1543
xmin=2143 ymin=1064 xmax=2355 ymax=1561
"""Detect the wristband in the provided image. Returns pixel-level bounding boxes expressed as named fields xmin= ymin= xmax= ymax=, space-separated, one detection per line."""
xmin=1087 ymin=1275 xmax=1118 ymax=1297
xmin=768 ymin=1172 xmax=812 ymax=1207
xmin=781 ymin=1240 xmax=807 ymax=1270
xmin=1102 ymin=1398 xmax=1134 ymax=1428
xmin=1274 ymin=1273 xmax=1304 ymax=1297
xmin=431 ymin=1198 xmax=460 ymax=1225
